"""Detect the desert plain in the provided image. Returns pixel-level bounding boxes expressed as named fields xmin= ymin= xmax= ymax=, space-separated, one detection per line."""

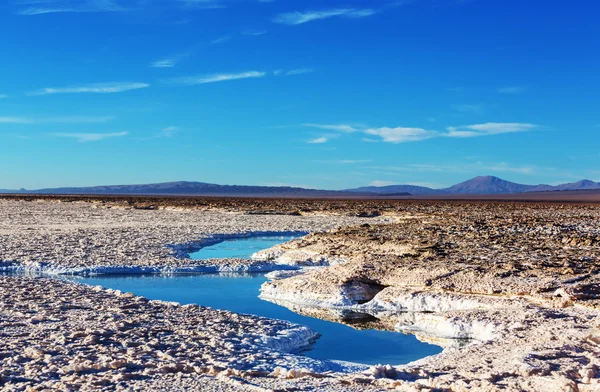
xmin=0 ymin=195 xmax=599 ymax=391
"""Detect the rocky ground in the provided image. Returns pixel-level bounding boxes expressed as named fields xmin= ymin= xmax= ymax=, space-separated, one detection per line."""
xmin=1 ymin=198 xmax=600 ymax=391
xmin=0 ymin=199 xmax=387 ymax=273
xmin=0 ymin=276 xmax=384 ymax=391
xmin=258 ymin=202 xmax=600 ymax=390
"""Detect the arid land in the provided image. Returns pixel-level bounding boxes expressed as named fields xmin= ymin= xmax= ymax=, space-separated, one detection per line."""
xmin=0 ymin=196 xmax=599 ymax=391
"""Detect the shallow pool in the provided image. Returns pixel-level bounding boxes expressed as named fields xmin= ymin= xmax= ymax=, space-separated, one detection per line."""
xmin=76 ymin=273 xmax=441 ymax=364
xmin=189 ymin=234 xmax=300 ymax=260
xmin=73 ymin=235 xmax=442 ymax=365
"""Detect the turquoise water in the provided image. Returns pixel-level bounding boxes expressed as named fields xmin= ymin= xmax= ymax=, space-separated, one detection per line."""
xmin=76 ymin=273 xmax=441 ymax=364
xmin=73 ymin=235 xmax=442 ymax=365
xmin=189 ymin=235 xmax=300 ymax=260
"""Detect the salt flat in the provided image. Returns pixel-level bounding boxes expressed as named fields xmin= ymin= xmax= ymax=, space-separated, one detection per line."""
xmin=0 ymin=197 xmax=599 ymax=391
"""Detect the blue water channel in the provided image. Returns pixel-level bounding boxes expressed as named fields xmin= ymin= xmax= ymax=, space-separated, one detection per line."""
xmin=74 ymin=235 xmax=442 ymax=365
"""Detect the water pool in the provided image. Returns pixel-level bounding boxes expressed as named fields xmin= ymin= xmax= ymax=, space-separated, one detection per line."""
xmin=189 ymin=234 xmax=300 ymax=260
xmin=73 ymin=235 xmax=442 ymax=365
xmin=75 ymin=273 xmax=441 ymax=365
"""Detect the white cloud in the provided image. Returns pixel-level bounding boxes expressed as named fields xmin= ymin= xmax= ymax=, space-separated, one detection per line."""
xmin=210 ymin=35 xmax=231 ymax=45
xmin=308 ymin=136 xmax=328 ymax=144
xmin=273 ymin=8 xmax=377 ymax=25
xmin=498 ymin=86 xmax=526 ymax=94
xmin=242 ymin=29 xmax=267 ymax=36
xmin=364 ymin=122 xmax=538 ymax=143
xmin=52 ymin=131 xmax=128 ymax=142
xmin=160 ymin=126 xmax=179 ymax=137
xmin=17 ymin=0 xmax=125 ymax=15
xmin=152 ymin=59 xmax=177 ymax=68
xmin=337 ymin=160 xmax=369 ymax=164
xmin=151 ymin=51 xmax=191 ymax=68
xmin=167 ymin=71 xmax=266 ymax=85
xmin=366 ymin=162 xmax=535 ymax=175
xmin=0 ymin=94 xmax=7 ymax=99
xmin=316 ymin=159 xmax=371 ymax=164
xmin=446 ymin=123 xmax=537 ymax=138
xmin=0 ymin=117 xmax=34 ymax=124
xmin=0 ymin=116 xmax=114 ymax=124
xmin=286 ymin=68 xmax=314 ymax=75
xmin=30 ymin=82 xmax=149 ymax=95
xmin=365 ymin=127 xmax=437 ymax=143
xmin=303 ymin=123 xmax=359 ymax=133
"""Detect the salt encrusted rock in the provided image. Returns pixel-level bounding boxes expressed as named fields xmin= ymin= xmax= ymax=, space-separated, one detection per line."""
xmin=0 ymin=275 xmax=371 ymax=391
xmin=0 ymin=199 xmax=383 ymax=274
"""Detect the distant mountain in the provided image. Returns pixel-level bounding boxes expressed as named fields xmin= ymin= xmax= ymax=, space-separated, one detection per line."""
xmin=3 ymin=177 xmax=600 ymax=198
xmin=345 ymin=184 xmax=444 ymax=196
xmin=13 ymin=181 xmax=376 ymax=197
xmin=347 ymin=176 xmax=600 ymax=195
xmin=527 ymin=180 xmax=600 ymax=193
xmin=443 ymin=176 xmax=535 ymax=194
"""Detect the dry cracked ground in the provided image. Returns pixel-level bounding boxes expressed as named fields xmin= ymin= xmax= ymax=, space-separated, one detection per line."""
xmin=1 ymin=197 xmax=600 ymax=391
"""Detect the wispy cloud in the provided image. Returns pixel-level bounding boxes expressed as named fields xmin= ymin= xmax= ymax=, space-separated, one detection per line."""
xmin=497 ymin=86 xmax=526 ymax=94
xmin=0 ymin=94 xmax=7 ymax=99
xmin=273 ymin=8 xmax=377 ymax=25
xmin=210 ymin=35 xmax=231 ymax=45
xmin=151 ymin=51 xmax=191 ymax=68
xmin=16 ymin=0 xmax=125 ymax=15
xmin=166 ymin=71 xmax=266 ymax=85
xmin=365 ymin=123 xmax=538 ymax=143
xmin=366 ymin=162 xmax=536 ymax=175
xmin=286 ymin=68 xmax=314 ymax=76
xmin=52 ymin=131 xmax=128 ymax=142
xmin=316 ymin=159 xmax=371 ymax=164
xmin=446 ymin=123 xmax=537 ymax=138
xmin=135 ymin=126 xmax=181 ymax=141
xmin=0 ymin=115 xmax=114 ymax=124
xmin=272 ymin=68 xmax=314 ymax=76
xmin=160 ymin=126 xmax=179 ymax=137
xmin=365 ymin=127 xmax=438 ymax=143
xmin=303 ymin=123 xmax=359 ymax=133
xmin=0 ymin=117 xmax=35 ymax=124
xmin=151 ymin=59 xmax=177 ymax=68
xmin=242 ymin=29 xmax=267 ymax=36
xmin=29 ymin=82 xmax=149 ymax=95
xmin=307 ymin=136 xmax=329 ymax=144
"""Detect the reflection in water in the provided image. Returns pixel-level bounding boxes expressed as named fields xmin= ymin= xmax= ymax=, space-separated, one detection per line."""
xmin=2 ymin=234 xmax=447 ymax=364
xmin=187 ymin=234 xmax=304 ymax=260
xmin=71 ymin=273 xmax=443 ymax=365
xmin=262 ymin=298 xmax=472 ymax=349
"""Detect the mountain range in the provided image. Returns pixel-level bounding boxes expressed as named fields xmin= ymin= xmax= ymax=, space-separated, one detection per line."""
xmin=346 ymin=176 xmax=600 ymax=195
xmin=1 ymin=176 xmax=599 ymax=197
xmin=0 ymin=181 xmax=383 ymax=197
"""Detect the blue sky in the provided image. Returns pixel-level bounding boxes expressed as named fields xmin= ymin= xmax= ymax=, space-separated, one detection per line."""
xmin=1 ymin=0 xmax=599 ymax=190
